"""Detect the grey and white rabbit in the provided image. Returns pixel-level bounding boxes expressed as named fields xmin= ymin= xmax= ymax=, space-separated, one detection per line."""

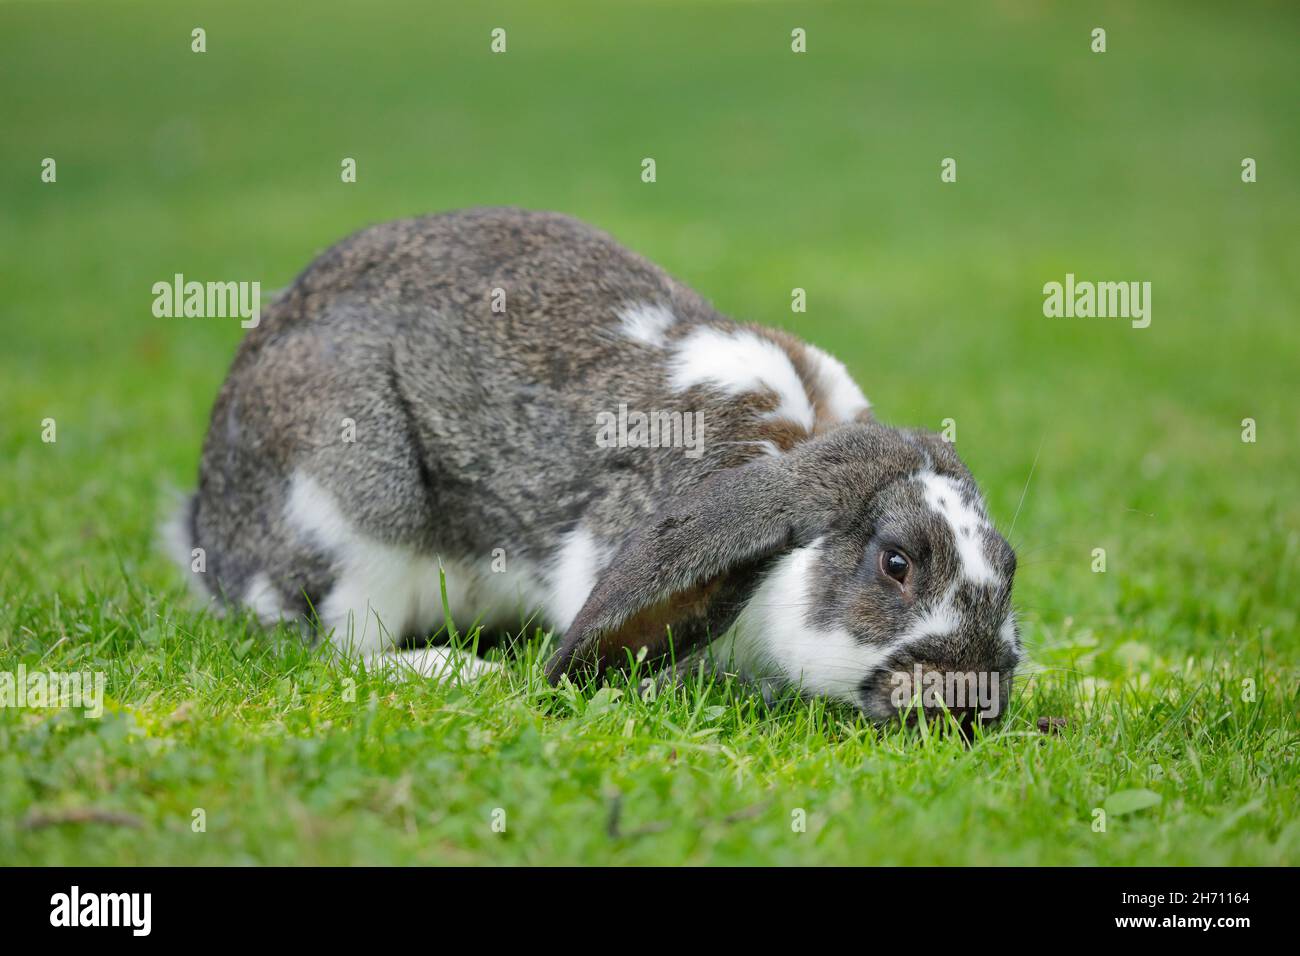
xmin=167 ymin=207 xmax=1021 ymax=723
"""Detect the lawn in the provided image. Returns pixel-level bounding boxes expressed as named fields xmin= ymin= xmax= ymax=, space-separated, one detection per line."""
xmin=1 ymin=0 xmax=1296 ymax=865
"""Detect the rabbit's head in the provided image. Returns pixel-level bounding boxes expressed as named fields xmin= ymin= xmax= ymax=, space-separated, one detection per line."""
xmin=545 ymin=421 xmax=1020 ymax=728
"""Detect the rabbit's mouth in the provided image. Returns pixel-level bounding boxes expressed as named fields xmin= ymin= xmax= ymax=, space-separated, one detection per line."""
xmin=857 ymin=658 xmax=1017 ymax=735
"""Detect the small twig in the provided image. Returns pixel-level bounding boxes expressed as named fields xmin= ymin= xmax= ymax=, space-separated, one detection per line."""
xmin=721 ymin=800 xmax=772 ymax=825
xmin=606 ymin=791 xmax=771 ymax=839
xmin=605 ymin=790 xmax=672 ymax=839
xmin=22 ymin=808 xmax=144 ymax=830
xmin=1036 ymin=716 xmax=1068 ymax=735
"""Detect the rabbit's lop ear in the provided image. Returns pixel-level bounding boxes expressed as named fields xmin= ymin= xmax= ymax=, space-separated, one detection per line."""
xmin=544 ymin=456 xmax=801 ymax=684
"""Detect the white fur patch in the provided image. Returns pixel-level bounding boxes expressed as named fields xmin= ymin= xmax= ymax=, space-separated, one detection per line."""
xmin=160 ymin=493 xmax=193 ymax=577
xmin=999 ymin=611 xmax=1020 ymax=651
xmin=669 ymin=327 xmax=816 ymax=431
xmin=159 ymin=490 xmax=213 ymax=605
xmin=617 ymin=302 xmax=676 ymax=347
xmin=896 ymin=584 xmax=961 ymax=648
xmin=242 ymin=572 xmax=286 ymax=624
xmin=803 ymin=343 xmax=870 ymax=421
xmin=371 ymin=646 xmax=502 ymax=683
xmin=917 ymin=471 xmax=998 ymax=586
xmin=547 ymin=526 xmax=609 ymax=632
xmin=284 ymin=471 xmax=547 ymax=653
xmin=712 ymin=539 xmax=888 ymax=706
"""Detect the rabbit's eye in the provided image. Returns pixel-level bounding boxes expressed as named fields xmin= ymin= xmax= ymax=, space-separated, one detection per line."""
xmin=880 ymin=549 xmax=910 ymax=585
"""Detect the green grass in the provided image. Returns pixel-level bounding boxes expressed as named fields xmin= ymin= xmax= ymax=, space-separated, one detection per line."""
xmin=1 ymin=0 xmax=1296 ymax=865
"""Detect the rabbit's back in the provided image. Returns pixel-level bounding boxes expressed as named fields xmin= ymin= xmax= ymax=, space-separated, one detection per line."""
xmin=184 ymin=209 xmax=734 ymax=637
xmin=178 ymin=208 xmax=869 ymax=660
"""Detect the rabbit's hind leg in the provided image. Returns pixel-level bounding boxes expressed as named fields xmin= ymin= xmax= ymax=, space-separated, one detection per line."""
xmin=282 ymin=468 xmax=515 ymax=682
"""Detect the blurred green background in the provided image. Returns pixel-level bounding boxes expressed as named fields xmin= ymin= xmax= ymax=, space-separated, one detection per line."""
xmin=0 ymin=1 xmax=1296 ymax=865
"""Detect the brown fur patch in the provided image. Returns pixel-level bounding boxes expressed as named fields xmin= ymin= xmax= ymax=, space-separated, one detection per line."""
xmin=748 ymin=325 xmax=868 ymax=435
xmin=596 ymin=577 xmax=721 ymax=660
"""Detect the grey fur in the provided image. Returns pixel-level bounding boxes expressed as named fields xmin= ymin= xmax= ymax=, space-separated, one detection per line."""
xmin=176 ymin=206 xmax=1019 ymax=723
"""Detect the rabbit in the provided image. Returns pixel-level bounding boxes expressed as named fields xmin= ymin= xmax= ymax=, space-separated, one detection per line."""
xmin=165 ymin=206 xmax=1021 ymax=723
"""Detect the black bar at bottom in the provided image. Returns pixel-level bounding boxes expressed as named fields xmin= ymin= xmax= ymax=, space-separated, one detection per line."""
xmin=0 ymin=866 xmax=1282 ymax=941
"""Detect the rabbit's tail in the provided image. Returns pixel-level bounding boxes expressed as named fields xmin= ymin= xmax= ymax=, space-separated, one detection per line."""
xmin=159 ymin=486 xmax=210 ymax=600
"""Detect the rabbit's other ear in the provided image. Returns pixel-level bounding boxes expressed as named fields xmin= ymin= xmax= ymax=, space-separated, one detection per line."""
xmin=544 ymin=455 xmax=802 ymax=684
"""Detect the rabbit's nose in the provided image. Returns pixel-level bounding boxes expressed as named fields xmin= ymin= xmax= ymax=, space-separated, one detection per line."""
xmin=861 ymin=659 xmax=1007 ymax=730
